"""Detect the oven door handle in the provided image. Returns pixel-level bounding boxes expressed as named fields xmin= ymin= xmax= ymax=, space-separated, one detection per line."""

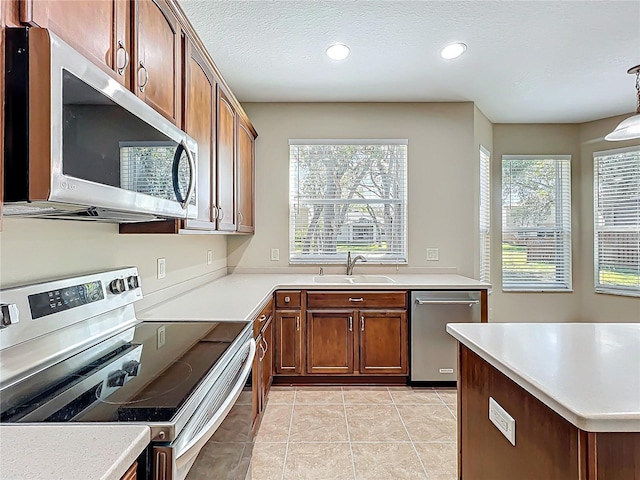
xmin=174 ymin=338 xmax=256 ymax=468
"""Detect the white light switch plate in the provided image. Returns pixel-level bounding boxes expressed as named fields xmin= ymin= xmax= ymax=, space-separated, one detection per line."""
xmin=207 ymin=250 xmax=213 ymax=265
xmin=157 ymin=326 xmax=166 ymax=349
xmin=157 ymin=258 xmax=166 ymax=279
xmin=270 ymin=248 xmax=280 ymax=261
xmin=489 ymin=397 xmax=516 ymax=445
xmin=426 ymin=248 xmax=439 ymax=261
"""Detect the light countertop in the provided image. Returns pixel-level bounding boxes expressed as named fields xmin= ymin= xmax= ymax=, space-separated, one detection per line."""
xmin=447 ymin=322 xmax=640 ymax=432
xmin=137 ymin=273 xmax=489 ymax=322
xmin=0 ymin=425 xmax=150 ymax=480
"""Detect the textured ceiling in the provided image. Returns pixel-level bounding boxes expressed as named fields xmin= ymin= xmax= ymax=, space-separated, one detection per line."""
xmin=179 ymin=0 xmax=640 ymax=123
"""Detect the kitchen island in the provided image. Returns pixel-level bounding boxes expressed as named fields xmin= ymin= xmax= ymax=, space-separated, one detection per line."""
xmin=447 ymin=322 xmax=640 ymax=480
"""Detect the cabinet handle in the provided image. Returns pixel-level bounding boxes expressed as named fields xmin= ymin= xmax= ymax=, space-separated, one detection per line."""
xmin=212 ymin=206 xmax=219 ymax=220
xmin=348 ymin=297 xmax=364 ymax=303
xmin=348 ymin=316 xmax=353 ymax=331
xmin=259 ymin=314 xmax=267 ymax=323
xmin=259 ymin=340 xmax=266 ymax=361
xmin=263 ymin=336 xmax=268 ymax=354
xmin=296 ymin=316 xmax=300 ymax=331
xmin=360 ymin=315 xmax=365 ymax=332
xmin=138 ymin=61 xmax=149 ymax=92
xmin=238 ymin=211 xmax=244 ymax=223
xmin=116 ymin=40 xmax=129 ymax=76
xmin=219 ymin=207 xmax=225 ymax=221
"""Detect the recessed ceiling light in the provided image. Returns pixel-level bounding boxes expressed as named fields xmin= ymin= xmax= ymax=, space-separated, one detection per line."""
xmin=326 ymin=43 xmax=350 ymax=61
xmin=441 ymin=42 xmax=467 ymax=60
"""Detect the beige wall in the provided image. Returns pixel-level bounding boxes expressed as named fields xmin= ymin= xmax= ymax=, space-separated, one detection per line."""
xmin=0 ymin=218 xmax=227 ymax=294
xmin=577 ymin=114 xmax=640 ymax=322
xmin=228 ymin=102 xmax=479 ymax=277
xmin=491 ymin=124 xmax=582 ymax=322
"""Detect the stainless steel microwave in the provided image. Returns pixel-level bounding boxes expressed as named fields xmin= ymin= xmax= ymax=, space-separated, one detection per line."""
xmin=3 ymin=28 xmax=198 ymax=222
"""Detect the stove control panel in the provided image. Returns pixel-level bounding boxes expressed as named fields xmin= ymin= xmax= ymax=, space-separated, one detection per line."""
xmin=28 ymin=281 xmax=104 ymax=319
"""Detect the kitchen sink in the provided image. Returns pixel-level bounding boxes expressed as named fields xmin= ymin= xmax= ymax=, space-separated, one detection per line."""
xmin=312 ymin=275 xmax=396 ymax=284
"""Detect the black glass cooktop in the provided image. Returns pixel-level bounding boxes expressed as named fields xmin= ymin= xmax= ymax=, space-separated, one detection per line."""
xmin=0 ymin=321 xmax=248 ymax=424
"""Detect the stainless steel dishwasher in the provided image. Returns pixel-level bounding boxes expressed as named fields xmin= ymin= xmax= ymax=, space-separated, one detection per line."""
xmin=410 ymin=291 xmax=481 ymax=383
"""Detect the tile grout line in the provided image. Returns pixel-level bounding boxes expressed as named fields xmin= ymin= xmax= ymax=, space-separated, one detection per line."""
xmin=280 ymin=389 xmax=297 ymax=480
xmin=389 ymin=387 xmax=432 ymax=480
xmin=341 ymin=387 xmax=358 ymax=480
xmin=434 ymin=390 xmax=457 ymax=420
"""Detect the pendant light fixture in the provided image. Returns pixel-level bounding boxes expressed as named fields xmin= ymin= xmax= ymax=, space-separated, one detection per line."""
xmin=605 ymin=65 xmax=640 ymax=141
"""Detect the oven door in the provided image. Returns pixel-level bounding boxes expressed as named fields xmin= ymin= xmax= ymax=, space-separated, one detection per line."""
xmin=152 ymin=338 xmax=255 ymax=480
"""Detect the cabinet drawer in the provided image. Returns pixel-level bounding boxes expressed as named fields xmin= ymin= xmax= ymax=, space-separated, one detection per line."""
xmin=275 ymin=291 xmax=302 ymax=308
xmin=253 ymin=299 xmax=274 ymax=337
xmin=307 ymin=291 xmax=407 ymax=309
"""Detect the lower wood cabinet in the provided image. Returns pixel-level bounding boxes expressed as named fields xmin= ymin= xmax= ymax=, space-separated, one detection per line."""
xmin=120 ymin=461 xmax=137 ymax=480
xmin=274 ymin=290 xmax=409 ymax=380
xmin=252 ymin=300 xmax=273 ymax=431
xmin=275 ymin=310 xmax=303 ymax=375
xmin=307 ymin=310 xmax=354 ymax=374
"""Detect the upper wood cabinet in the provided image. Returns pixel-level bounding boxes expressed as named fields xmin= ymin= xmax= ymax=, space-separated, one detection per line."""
xmin=19 ymin=0 xmax=131 ymax=87
xmin=216 ymin=89 xmax=237 ymax=232
xmin=237 ymin=117 xmax=255 ymax=233
xmin=183 ymin=39 xmax=216 ymax=227
xmin=133 ymin=0 xmax=181 ymax=125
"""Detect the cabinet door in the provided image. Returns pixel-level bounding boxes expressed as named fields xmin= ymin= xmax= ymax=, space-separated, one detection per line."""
xmin=261 ymin=318 xmax=274 ymax=404
xmin=252 ymin=332 xmax=262 ymax=428
xmin=216 ymin=90 xmax=237 ymax=231
xmin=134 ymin=0 xmax=181 ymax=124
xmin=20 ymin=0 xmax=130 ymax=87
xmin=359 ymin=310 xmax=408 ymax=374
xmin=275 ymin=310 xmax=302 ymax=374
xmin=307 ymin=310 xmax=354 ymax=374
xmin=236 ymin=118 xmax=255 ymax=233
xmin=184 ymin=40 xmax=215 ymax=226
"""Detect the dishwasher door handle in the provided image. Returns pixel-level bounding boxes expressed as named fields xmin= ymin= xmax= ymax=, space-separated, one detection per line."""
xmin=415 ymin=299 xmax=480 ymax=306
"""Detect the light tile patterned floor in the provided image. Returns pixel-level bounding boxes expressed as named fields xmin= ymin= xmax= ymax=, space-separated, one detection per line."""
xmin=251 ymin=386 xmax=458 ymax=480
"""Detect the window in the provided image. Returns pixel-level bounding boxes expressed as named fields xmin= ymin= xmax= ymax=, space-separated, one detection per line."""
xmin=479 ymin=146 xmax=491 ymax=283
xmin=594 ymin=147 xmax=640 ymax=297
xmin=289 ymin=140 xmax=408 ymax=263
xmin=502 ymin=155 xmax=572 ymax=290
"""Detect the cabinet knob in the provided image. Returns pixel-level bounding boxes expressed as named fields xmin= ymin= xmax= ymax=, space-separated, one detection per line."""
xmin=284 ymin=296 xmax=290 ymax=303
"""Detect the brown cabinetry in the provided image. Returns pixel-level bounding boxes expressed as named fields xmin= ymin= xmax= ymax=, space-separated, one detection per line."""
xmin=120 ymin=461 xmax=137 ymax=480
xmin=359 ymin=309 xmax=407 ymax=374
xmin=20 ymin=0 xmax=131 ymax=87
xmin=275 ymin=310 xmax=303 ymax=375
xmin=236 ymin=116 xmax=255 ymax=233
xmin=133 ymin=0 xmax=181 ymax=125
xmin=252 ymin=299 xmax=273 ymax=431
xmin=216 ymin=89 xmax=236 ymax=232
xmin=306 ymin=310 xmax=354 ymax=374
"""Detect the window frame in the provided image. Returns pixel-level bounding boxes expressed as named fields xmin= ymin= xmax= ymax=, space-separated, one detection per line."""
xmin=479 ymin=146 xmax=491 ymax=284
xmin=288 ymin=139 xmax=408 ymax=264
xmin=501 ymin=154 xmax=572 ymax=292
xmin=593 ymin=146 xmax=640 ymax=297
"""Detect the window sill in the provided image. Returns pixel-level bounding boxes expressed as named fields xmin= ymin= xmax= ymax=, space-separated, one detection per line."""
xmin=595 ymin=289 xmax=640 ymax=299
xmin=502 ymin=288 xmax=574 ymax=293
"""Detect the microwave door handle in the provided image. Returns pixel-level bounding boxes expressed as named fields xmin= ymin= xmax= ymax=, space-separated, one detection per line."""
xmin=172 ymin=140 xmax=196 ymax=210
xmin=174 ymin=338 xmax=256 ymax=469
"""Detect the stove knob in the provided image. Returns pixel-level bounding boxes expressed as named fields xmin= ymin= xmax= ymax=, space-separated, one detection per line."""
xmin=107 ymin=369 xmax=127 ymax=387
xmin=123 ymin=360 xmax=141 ymax=377
xmin=109 ymin=278 xmax=127 ymax=294
xmin=127 ymin=275 xmax=140 ymax=290
xmin=0 ymin=304 xmax=20 ymax=329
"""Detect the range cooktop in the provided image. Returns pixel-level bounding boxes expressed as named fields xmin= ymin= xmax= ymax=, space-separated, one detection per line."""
xmin=0 ymin=321 xmax=248 ymax=424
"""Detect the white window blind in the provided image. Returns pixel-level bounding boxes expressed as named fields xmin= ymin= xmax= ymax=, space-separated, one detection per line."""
xmin=479 ymin=146 xmax=491 ymax=284
xmin=289 ymin=140 xmax=408 ymax=264
xmin=502 ymin=155 xmax=572 ymax=291
xmin=594 ymin=147 xmax=640 ymax=297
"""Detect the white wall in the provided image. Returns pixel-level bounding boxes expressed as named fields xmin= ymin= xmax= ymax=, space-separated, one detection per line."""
xmin=228 ymin=102 xmax=479 ymax=277
xmin=491 ymin=124 xmax=582 ymax=322
xmin=577 ymin=114 xmax=640 ymax=323
xmin=0 ymin=219 xmax=227 ymax=295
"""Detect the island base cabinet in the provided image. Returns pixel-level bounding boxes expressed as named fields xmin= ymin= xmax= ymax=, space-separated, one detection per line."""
xmin=458 ymin=345 xmax=640 ymax=480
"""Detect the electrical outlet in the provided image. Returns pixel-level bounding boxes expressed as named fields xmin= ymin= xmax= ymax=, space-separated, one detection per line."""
xmin=426 ymin=248 xmax=439 ymax=261
xmin=207 ymin=250 xmax=213 ymax=265
xmin=489 ymin=397 xmax=516 ymax=445
xmin=270 ymin=248 xmax=280 ymax=261
xmin=157 ymin=326 xmax=166 ymax=349
xmin=157 ymin=258 xmax=166 ymax=279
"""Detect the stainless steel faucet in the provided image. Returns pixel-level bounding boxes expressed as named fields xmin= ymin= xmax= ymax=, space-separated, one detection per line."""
xmin=346 ymin=251 xmax=367 ymax=275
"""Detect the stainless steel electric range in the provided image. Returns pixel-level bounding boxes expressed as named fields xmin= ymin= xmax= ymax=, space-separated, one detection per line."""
xmin=0 ymin=267 xmax=256 ymax=480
